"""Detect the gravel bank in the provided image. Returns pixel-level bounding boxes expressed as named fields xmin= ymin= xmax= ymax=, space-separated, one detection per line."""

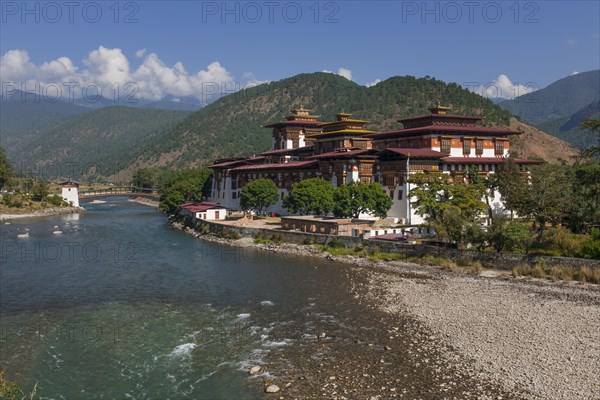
xmin=172 ymin=221 xmax=600 ymax=399
xmin=369 ymin=266 xmax=600 ymax=400
xmin=0 ymin=206 xmax=83 ymax=221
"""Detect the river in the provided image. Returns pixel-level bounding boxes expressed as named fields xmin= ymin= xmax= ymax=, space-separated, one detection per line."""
xmin=0 ymin=198 xmax=387 ymax=399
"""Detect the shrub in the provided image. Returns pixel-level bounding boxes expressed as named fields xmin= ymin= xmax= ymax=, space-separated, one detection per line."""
xmin=537 ymin=226 xmax=587 ymax=258
xmin=328 ymin=238 xmax=345 ymax=249
xmin=302 ymin=237 xmax=314 ymax=245
xmin=44 ymin=195 xmax=67 ymax=207
xmin=270 ymin=234 xmax=284 ymax=244
xmin=219 ymin=230 xmax=240 ymax=240
xmin=579 ymin=239 xmax=600 ymax=260
xmin=196 ymin=223 xmax=210 ymax=235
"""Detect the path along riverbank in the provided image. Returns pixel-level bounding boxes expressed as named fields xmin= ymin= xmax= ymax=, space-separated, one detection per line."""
xmin=173 ymin=221 xmax=600 ymax=399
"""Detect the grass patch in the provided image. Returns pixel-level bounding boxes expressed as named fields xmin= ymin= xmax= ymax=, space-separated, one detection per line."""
xmin=463 ymin=261 xmax=484 ymax=275
xmin=253 ymin=232 xmax=284 ymax=245
xmin=512 ymin=264 xmax=545 ymax=279
xmin=513 ymin=263 xmax=600 ymax=284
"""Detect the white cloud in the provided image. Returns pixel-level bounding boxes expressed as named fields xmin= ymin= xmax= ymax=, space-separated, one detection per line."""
xmin=571 ymin=71 xmax=579 ymax=75
xmin=365 ymin=78 xmax=381 ymax=87
xmin=0 ymin=49 xmax=36 ymax=82
xmin=322 ymin=68 xmax=353 ymax=81
xmin=0 ymin=46 xmax=260 ymax=103
xmin=565 ymin=38 xmax=577 ymax=46
xmin=466 ymin=74 xmax=538 ymax=100
xmin=337 ymin=67 xmax=352 ymax=81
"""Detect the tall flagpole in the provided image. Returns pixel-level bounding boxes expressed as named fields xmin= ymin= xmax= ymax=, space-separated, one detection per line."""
xmin=406 ymin=153 xmax=411 ymax=226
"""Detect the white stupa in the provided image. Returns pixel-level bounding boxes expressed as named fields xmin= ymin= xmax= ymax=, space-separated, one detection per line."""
xmin=61 ymin=181 xmax=80 ymax=207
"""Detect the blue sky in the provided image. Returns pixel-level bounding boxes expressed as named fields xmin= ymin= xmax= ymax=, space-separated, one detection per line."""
xmin=1 ymin=1 xmax=599 ymax=101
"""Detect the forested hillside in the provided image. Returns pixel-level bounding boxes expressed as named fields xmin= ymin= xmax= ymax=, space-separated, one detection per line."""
xmin=128 ymin=72 xmax=512 ymax=170
xmin=18 ymin=107 xmax=192 ymax=180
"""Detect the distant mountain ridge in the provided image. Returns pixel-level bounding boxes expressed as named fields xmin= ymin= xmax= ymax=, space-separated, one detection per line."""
xmin=15 ymin=106 xmax=192 ymax=179
xmin=499 ymin=70 xmax=599 ymax=124
xmin=498 ymin=70 xmax=600 ymax=150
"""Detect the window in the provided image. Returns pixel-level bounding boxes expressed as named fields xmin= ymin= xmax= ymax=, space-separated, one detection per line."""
xmin=476 ymin=140 xmax=483 ymax=155
xmin=232 ymin=192 xmax=237 ymax=199
xmin=397 ymin=190 xmax=403 ymax=200
xmin=495 ymin=140 xmax=504 ymax=155
xmin=280 ymin=192 xmax=284 ymax=200
xmin=463 ymin=140 xmax=471 ymax=154
xmin=441 ymin=138 xmax=451 ymax=153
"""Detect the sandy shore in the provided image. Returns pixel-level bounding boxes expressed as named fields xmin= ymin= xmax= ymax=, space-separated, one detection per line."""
xmin=0 ymin=206 xmax=84 ymax=221
xmin=128 ymin=197 xmax=160 ymax=208
xmin=173 ymin=221 xmax=600 ymax=399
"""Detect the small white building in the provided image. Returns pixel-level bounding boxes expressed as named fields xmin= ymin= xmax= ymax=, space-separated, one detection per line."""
xmin=354 ymin=226 xmax=435 ymax=239
xmin=61 ymin=181 xmax=79 ymax=207
xmin=180 ymin=202 xmax=226 ymax=221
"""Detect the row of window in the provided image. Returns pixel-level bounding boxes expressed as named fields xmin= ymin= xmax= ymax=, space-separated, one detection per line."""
xmin=442 ymin=138 xmax=505 ymax=154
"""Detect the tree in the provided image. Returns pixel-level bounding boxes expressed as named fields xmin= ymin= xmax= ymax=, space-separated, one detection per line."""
xmin=496 ymin=157 xmax=528 ymax=218
xmin=487 ymin=217 xmax=532 ymax=253
xmin=132 ymin=168 xmax=161 ymax=189
xmin=0 ymin=146 xmax=13 ymax=190
xmin=159 ymin=168 xmax=212 ymax=214
xmin=409 ymin=173 xmax=487 ymax=245
xmin=31 ymin=179 xmax=49 ymax=202
xmin=240 ymin=178 xmax=279 ymax=214
xmin=283 ymin=178 xmax=334 ymax=216
xmin=515 ymin=163 xmax=573 ymax=236
xmin=579 ymin=118 xmax=600 ymax=158
xmin=466 ymin=166 xmax=498 ymax=222
xmin=567 ymin=161 xmax=600 ymax=232
xmin=333 ymin=182 xmax=393 ymax=219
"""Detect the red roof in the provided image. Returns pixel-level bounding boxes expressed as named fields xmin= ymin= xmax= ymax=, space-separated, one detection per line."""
xmin=370 ymin=124 xmax=518 ymax=139
xmin=308 ymin=148 xmax=374 ymax=159
xmin=382 ymin=148 xmax=444 ymax=158
xmin=440 ymin=157 xmax=543 ymax=164
xmin=264 ymin=120 xmax=323 ymax=128
xmin=371 ymin=233 xmax=408 ymax=242
xmin=210 ymin=159 xmax=248 ymax=168
xmin=399 ymin=114 xmax=482 ymax=123
xmin=181 ymin=201 xmax=225 ymax=213
xmin=229 ymin=160 xmax=318 ymax=171
xmin=259 ymin=146 xmax=314 ymax=156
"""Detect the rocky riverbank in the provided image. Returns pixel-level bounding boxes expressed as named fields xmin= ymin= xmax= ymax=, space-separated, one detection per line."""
xmin=0 ymin=206 xmax=84 ymax=221
xmin=172 ymin=221 xmax=600 ymax=399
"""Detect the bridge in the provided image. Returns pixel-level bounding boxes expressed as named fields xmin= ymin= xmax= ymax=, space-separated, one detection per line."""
xmin=79 ymin=186 xmax=161 ymax=200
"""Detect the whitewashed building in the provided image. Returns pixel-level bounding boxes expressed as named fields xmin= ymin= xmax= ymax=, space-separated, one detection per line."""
xmin=61 ymin=181 xmax=79 ymax=207
xmin=180 ymin=202 xmax=226 ymax=221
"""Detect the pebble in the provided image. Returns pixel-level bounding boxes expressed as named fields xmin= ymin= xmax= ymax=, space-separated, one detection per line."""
xmin=265 ymin=385 xmax=280 ymax=394
xmin=249 ymin=366 xmax=262 ymax=375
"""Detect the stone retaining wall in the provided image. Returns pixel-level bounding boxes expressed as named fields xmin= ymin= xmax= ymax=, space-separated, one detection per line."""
xmin=190 ymin=218 xmax=600 ymax=271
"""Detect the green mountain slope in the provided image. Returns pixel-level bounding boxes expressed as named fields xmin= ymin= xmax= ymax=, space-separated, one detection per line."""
xmin=498 ymin=70 xmax=600 ymax=125
xmin=536 ymin=99 xmax=600 ymax=150
xmin=0 ymin=94 xmax=90 ymax=158
xmin=132 ymin=73 xmax=512 ymax=169
xmin=18 ymin=106 xmax=192 ymax=180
